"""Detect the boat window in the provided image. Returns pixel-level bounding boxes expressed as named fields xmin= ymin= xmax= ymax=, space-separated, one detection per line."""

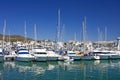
xmin=18 ymin=52 xmax=29 ymax=54
xmin=19 ymin=49 xmax=28 ymax=51
xmin=93 ymin=52 xmax=102 ymax=54
xmin=0 ymin=52 xmax=3 ymax=54
xmin=93 ymin=52 xmax=110 ymax=54
xmin=34 ymin=52 xmax=47 ymax=54
xmin=69 ymin=53 xmax=75 ymax=54
xmin=104 ymin=52 xmax=110 ymax=54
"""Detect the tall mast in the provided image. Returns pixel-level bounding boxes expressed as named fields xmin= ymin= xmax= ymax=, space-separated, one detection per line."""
xmin=74 ymin=32 xmax=76 ymax=41
xmin=24 ymin=21 xmax=27 ymax=43
xmin=57 ymin=8 xmax=60 ymax=42
xmin=83 ymin=16 xmax=87 ymax=42
xmin=83 ymin=16 xmax=86 ymax=54
xmin=82 ymin=20 xmax=85 ymax=53
xmin=3 ymin=20 xmax=6 ymax=48
xmin=98 ymin=27 xmax=100 ymax=48
xmin=80 ymin=30 xmax=82 ymax=42
xmin=105 ymin=27 xmax=107 ymax=41
xmin=34 ymin=24 xmax=37 ymax=45
xmin=60 ymin=24 xmax=65 ymax=42
xmin=9 ymin=30 xmax=10 ymax=42
xmin=55 ymin=9 xmax=61 ymax=50
xmin=100 ymin=30 xmax=103 ymax=41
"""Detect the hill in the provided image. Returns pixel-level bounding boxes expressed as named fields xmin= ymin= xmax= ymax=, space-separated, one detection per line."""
xmin=0 ymin=34 xmax=33 ymax=42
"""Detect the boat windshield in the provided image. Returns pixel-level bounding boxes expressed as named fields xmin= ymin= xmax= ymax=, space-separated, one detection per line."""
xmin=34 ymin=52 xmax=47 ymax=54
xmin=18 ymin=52 xmax=29 ymax=54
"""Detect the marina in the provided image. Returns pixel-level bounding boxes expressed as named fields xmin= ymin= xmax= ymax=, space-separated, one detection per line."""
xmin=1 ymin=37 xmax=120 ymax=62
xmin=0 ymin=0 xmax=120 ymax=80
xmin=0 ymin=36 xmax=120 ymax=62
xmin=0 ymin=1 xmax=120 ymax=62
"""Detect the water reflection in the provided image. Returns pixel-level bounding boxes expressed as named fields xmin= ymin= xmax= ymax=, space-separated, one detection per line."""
xmin=1 ymin=60 xmax=120 ymax=80
xmin=0 ymin=62 xmax=3 ymax=80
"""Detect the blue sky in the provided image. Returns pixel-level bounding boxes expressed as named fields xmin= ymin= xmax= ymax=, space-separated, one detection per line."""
xmin=0 ymin=0 xmax=120 ymax=42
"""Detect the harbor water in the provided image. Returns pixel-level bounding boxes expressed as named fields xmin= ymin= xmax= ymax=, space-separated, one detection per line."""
xmin=0 ymin=60 xmax=120 ymax=80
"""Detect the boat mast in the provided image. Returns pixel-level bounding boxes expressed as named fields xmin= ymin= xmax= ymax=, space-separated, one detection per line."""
xmin=57 ymin=8 xmax=60 ymax=42
xmin=9 ymin=30 xmax=10 ymax=42
xmin=55 ymin=8 xmax=61 ymax=51
xmin=83 ymin=16 xmax=86 ymax=54
xmin=34 ymin=24 xmax=37 ymax=46
xmin=105 ymin=27 xmax=107 ymax=41
xmin=98 ymin=27 xmax=100 ymax=48
xmin=24 ymin=21 xmax=27 ymax=43
xmin=2 ymin=20 xmax=6 ymax=49
xmin=60 ymin=24 xmax=65 ymax=42
xmin=74 ymin=32 xmax=76 ymax=41
xmin=100 ymin=30 xmax=103 ymax=42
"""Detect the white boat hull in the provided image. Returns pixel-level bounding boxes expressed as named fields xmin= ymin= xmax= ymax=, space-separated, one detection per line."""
xmin=15 ymin=49 xmax=34 ymax=62
xmin=58 ymin=56 xmax=69 ymax=61
xmin=64 ymin=58 xmax=74 ymax=62
xmin=69 ymin=55 xmax=81 ymax=60
xmin=58 ymin=57 xmax=65 ymax=61
xmin=47 ymin=51 xmax=59 ymax=61
xmin=81 ymin=55 xmax=100 ymax=60
xmin=99 ymin=55 xmax=109 ymax=59
xmin=110 ymin=54 xmax=120 ymax=59
xmin=47 ymin=57 xmax=58 ymax=61
xmin=15 ymin=56 xmax=34 ymax=62
xmin=81 ymin=56 xmax=92 ymax=60
xmin=35 ymin=56 xmax=47 ymax=61
xmin=92 ymin=56 xmax=100 ymax=60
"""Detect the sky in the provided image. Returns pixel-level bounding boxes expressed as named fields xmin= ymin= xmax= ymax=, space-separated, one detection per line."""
xmin=0 ymin=0 xmax=120 ymax=42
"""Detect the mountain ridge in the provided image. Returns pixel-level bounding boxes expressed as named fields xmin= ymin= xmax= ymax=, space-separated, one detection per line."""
xmin=0 ymin=34 xmax=33 ymax=42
